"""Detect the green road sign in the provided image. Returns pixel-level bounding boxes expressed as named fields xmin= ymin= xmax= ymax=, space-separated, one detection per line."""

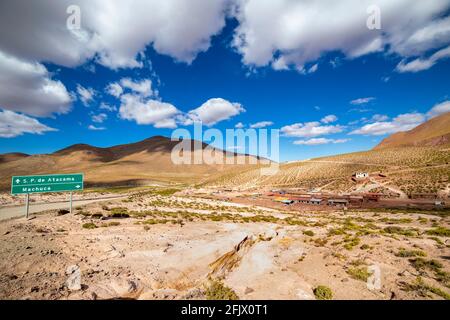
xmin=11 ymin=173 xmax=84 ymax=195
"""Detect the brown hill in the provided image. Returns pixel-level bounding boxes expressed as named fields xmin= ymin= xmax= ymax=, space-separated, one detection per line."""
xmin=0 ymin=136 xmax=265 ymax=190
xmin=0 ymin=153 xmax=29 ymax=164
xmin=375 ymin=112 xmax=450 ymax=149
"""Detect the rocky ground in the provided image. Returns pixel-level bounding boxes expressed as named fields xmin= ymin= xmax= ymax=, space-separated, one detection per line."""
xmin=0 ymin=191 xmax=449 ymax=300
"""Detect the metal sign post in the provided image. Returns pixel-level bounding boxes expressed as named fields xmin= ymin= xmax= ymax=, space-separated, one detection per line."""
xmin=25 ymin=193 xmax=29 ymax=219
xmin=69 ymin=192 xmax=73 ymax=214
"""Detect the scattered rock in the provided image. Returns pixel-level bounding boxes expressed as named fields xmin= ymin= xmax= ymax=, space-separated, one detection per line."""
xmin=30 ymin=286 xmax=40 ymax=293
xmin=244 ymin=287 xmax=254 ymax=294
xmin=65 ymin=265 xmax=81 ymax=291
xmin=57 ymin=209 xmax=70 ymax=216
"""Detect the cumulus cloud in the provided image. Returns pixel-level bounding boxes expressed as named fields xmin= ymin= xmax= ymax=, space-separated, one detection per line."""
xmin=99 ymin=103 xmax=116 ymax=112
xmin=350 ymin=112 xmax=426 ymax=136
xmin=118 ymin=94 xmax=180 ymax=128
xmin=106 ymin=83 xmax=123 ymax=98
xmin=232 ymin=0 xmax=450 ymax=71
xmin=321 ymin=115 xmax=338 ymax=124
xmin=281 ymin=121 xmax=345 ymax=138
xmin=350 ymin=97 xmax=376 ymax=105
xmin=120 ymin=78 xmax=153 ymax=97
xmin=427 ymin=100 xmax=450 ymax=118
xmin=88 ymin=124 xmax=106 ymax=131
xmin=235 ymin=122 xmax=245 ymax=128
xmin=107 ymin=76 xmax=244 ymax=128
xmin=0 ymin=109 xmax=57 ymax=138
xmin=250 ymin=121 xmax=273 ymax=128
xmin=294 ymin=138 xmax=349 ymax=145
xmin=91 ymin=113 xmax=107 ymax=123
xmin=188 ymin=98 xmax=245 ymax=126
xmin=0 ymin=51 xmax=71 ymax=117
xmin=396 ymin=45 xmax=450 ymax=72
xmin=76 ymin=84 xmax=96 ymax=106
xmin=106 ymin=78 xmax=154 ymax=99
xmin=371 ymin=114 xmax=389 ymax=122
xmin=0 ymin=0 xmax=230 ymax=69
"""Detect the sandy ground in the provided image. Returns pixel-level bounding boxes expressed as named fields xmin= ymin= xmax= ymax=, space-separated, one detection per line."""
xmin=0 ymin=192 xmax=449 ymax=300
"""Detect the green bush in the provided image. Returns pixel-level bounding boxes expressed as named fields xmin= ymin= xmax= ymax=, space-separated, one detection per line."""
xmin=205 ymin=280 xmax=239 ymax=300
xmin=313 ymin=286 xmax=333 ymax=300
xmin=82 ymin=222 xmax=97 ymax=229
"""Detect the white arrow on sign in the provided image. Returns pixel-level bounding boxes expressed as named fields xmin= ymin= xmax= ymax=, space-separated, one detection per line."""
xmin=16 ymin=179 xmax=20 ymax=184
xmin=75 ymin=185 xmax=80 ymax=188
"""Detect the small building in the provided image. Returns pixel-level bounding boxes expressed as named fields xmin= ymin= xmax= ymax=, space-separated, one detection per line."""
xmin=291 ymin=196 xmax=311 ymax=204
xmin=353 ymin=172 xmax=369 ymax=180
xmin=309 ymin=198 xmax=323 ymax=205
xmin=328 ymin=199 xmax=349 ymax=207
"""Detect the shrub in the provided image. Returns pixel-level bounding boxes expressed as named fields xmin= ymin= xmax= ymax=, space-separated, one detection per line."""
xmin=409 ymin=258 xmax=443 ymax=272
xmin=426 ymin=227 xmax=450 ymax=237
xmin=82 ymin=222 xmax=97 ymax=229
xmin=109 ymin=207 xmax=130 ymax=218
xmin=313 ymin=285 xmax=333 ymax=300
xmin=205 ymin=280 xmax=239 ymax=300
xmin=347 ymin=267 xmax=371 ymax=282
xmin=383 ymin=226 xmax=418 ymax=237
xmin=395 ymin=248 xmax=426 ymax=258
xmin=303 ymin=230 xmax=314 ymax=237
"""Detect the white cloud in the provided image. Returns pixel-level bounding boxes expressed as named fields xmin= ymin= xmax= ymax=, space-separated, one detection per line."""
xmin=396 ymin=45 xmax=450 ymax=73
xmin=427 ymin=100 xmax=450 ymax=118
xmin=76 ymin=84 xmax=96 ymax=106
xmin=281 ymin=121 xmax=345 ymax=138
xmin=235 ymin=122 xmax=245 ymax=128
xmin=118 ymin=94 xmax=180 ymax=128
xmin=0 ymin=0 xmax=230 ymax=69
xmin=106 ymin=78 xmax=154 ymax=99
xmin=99 ymin=103 xmax=117 ymax=112
xmin=91 ymin=113 xmax=107 ymax=123
xmin=120 ymin=78 xmax=153 ymax=97
xmin=294 ymin=138 xmax=349 ymax=145
xmin=232 ymin=0 xmax=450 ymax=71
xmin=106 ymin=83 xmax=123 ymax=98
xmin=321 ymin=115 xmax=338 ymax=124
xmin=371 ymin=114 xmax=389 ymax=122
xmin=0 ymin=109 xmax=57 ymax=138
xmin=350 ymin=97 xmax=375 ymax=105
xmin=88 ymin=124 xmax=106 ymax=131
xmin=0 ymin=51 xmax=71 ymax=117
xmin=350 ymin=112 xmax=426 ymax=136
xmin=188 ymin=98 xmax=245 ymax=126
xmin=250 ymin=121 xmax=273 ymax=128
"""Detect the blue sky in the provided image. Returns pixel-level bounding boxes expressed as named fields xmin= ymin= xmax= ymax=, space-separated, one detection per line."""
xmin=1 ymin=1 xmax=450 ymax=162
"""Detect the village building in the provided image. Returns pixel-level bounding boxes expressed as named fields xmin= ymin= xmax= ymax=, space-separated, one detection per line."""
xmin=328 ymin=199 xmax=349 ymax=207
xmin=309 ymin=198 xmax=323 ymax=205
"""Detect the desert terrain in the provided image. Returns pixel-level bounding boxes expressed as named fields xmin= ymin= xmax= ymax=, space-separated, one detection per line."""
xmin=0 ymin=187 xmax=449 ymax=300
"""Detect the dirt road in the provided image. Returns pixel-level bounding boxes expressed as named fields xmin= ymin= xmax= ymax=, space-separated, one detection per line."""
xmin=0 ymin=196 xmax=127 ymax=221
